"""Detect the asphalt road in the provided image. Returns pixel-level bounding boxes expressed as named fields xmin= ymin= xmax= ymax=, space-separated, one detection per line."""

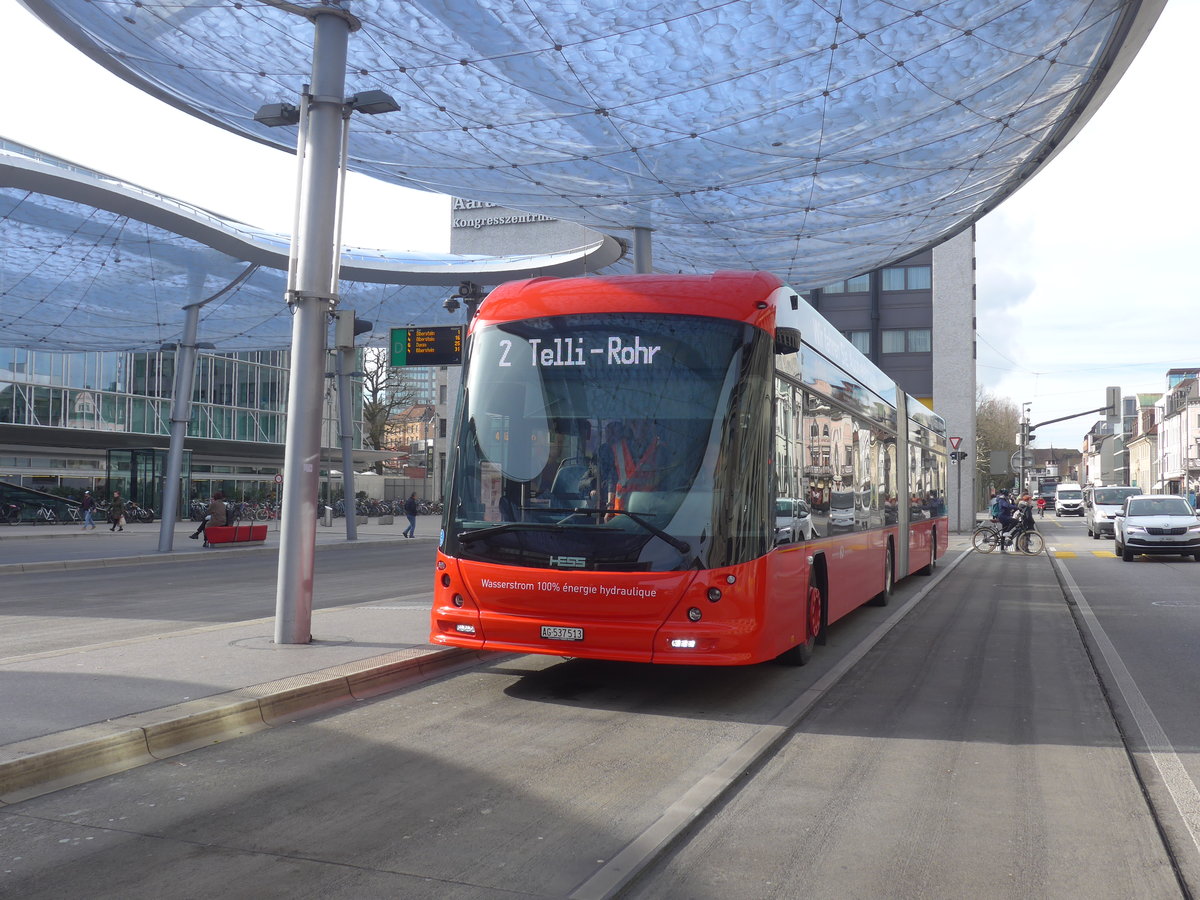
xmin=0 ymin=542 xmax=434 ymax=657
xmin=2 ymin=528 xmax=1196 ymax=897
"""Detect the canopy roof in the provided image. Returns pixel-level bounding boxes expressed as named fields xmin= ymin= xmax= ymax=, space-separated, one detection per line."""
xmin=5 ymin=0 xmax=1163 ymax=350
xmin=0 ymin=143 xmax=622 ymax=349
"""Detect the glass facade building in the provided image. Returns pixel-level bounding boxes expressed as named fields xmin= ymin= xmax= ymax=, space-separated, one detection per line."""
xmin=0 ymin=347 xmax=363 ymax=505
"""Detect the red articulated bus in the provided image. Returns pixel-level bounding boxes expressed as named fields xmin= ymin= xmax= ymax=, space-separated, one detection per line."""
xmin=430 ymin=271 xmax=948 ymax=665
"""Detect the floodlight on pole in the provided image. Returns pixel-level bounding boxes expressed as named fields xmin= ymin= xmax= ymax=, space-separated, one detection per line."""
xmin=347 ymin=89 xmax=400 ymax=115
xmin=254 ymin=103 xmax=301 ymax=127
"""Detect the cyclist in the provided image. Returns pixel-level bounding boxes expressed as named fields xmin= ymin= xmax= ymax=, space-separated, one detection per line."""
xmin=994 ymin=490 xmax=1017 ymax=551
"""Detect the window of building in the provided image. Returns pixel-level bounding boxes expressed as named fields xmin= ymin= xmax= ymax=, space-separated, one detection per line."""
xmin=882 ymin=265 xmax=932 ymax=291
xmin=882 ymin=328 xmax=932 ymax=353
xmin=845 ymin=274 xmax=870 ymax=292
xmin=823 ymin=280 xmax=844 ymax=294
xmin=907 ymin=266 xmax=931 ymax=290
xmin=846 ymin=331 xmax=870 ymax=355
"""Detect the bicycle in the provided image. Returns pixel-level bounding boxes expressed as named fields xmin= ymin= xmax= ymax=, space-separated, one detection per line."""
xmin=34 ymin=504 xmax=57 ymax=524
xmin=972 ymin=510 xmax=1043 ymax=555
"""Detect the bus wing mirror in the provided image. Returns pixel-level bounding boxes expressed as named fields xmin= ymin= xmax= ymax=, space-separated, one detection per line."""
xmin=775 ymin=327 xmax=800 ymax=355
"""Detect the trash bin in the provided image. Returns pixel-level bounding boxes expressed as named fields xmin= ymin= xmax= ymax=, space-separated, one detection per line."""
xmin=322 ymin=505 xmax=333 ymax=527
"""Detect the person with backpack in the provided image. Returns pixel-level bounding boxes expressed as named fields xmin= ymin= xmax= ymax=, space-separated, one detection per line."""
xmin=402 ymin=492 xmax=419 ymax=539
xmin=994 ymin=491 xmax=1018 ymax=551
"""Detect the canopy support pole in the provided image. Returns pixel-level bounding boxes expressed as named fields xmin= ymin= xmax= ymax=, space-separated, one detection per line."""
xmin=275 ymin=11 xmax=351 ymax=644
xmin=632 ymin=226 xmax=653 ymax=274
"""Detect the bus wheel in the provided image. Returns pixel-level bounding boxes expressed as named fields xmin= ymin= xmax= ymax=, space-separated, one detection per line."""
xmin=918 ymin=535 xmax=936 ymax=576
xmin=778 ymin=584 xmax=821 ymax=666
xmin=870 ymin=545 xmax=894 ymax=606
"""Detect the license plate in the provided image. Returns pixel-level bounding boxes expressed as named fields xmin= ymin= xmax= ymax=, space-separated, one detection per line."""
xmin=541 ymin=626 xmax=584 ymax=642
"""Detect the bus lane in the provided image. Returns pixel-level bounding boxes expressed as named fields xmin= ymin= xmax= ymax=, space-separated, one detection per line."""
xmin=625 ymin=532 xmax=1183 ymax=899
xmin=1048 ymin=514 xmax=1200 ymax=895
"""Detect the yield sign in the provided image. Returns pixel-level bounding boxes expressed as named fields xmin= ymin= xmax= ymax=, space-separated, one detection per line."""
xmin=949 ymin=436 xmax=962 ymax=450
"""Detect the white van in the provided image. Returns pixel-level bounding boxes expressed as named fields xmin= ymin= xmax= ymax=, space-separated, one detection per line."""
xmin=1084 ymin=485 xmax=1140 ymax=538
xmin=1054 ymin=482 xmax=1084 ymax=517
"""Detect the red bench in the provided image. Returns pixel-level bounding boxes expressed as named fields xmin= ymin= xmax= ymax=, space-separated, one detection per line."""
xmin=203 ymin=524 xmax=267 ymax=546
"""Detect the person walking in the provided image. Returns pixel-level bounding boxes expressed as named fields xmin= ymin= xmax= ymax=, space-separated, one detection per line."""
xmin=108 ymin=491 xmax=125 ymax=531
xmin=403 ymin=492 xmax=419 ymax=538
xmin=80 ymin=490 xmax=96 ymax=530
xmin=190 ymin=491 xmax=227 ymax=542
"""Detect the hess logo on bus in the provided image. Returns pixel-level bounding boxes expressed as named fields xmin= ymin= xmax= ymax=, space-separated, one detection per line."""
xmin=549 ymin=556 xmax=587 ymax=568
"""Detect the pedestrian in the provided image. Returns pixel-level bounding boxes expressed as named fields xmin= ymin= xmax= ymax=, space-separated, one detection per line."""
xmin=403 ymin=492 xmax=418 ymax=538
xmin=190 ymin=491 xmax=227 ymax=542
xmin=80 ymin=490 xmax=96 ymax=530
xmin=108 ymin=490 xmax=125 ymax=532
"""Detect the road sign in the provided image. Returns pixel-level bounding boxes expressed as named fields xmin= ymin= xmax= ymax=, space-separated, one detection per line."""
xmin=1010 ymin=449 xmax=1034 ymax=470
xmin=949 ymin=436 xmax=962 ymax=450
xmin=274 ymin=474 xmax=284 ymax=484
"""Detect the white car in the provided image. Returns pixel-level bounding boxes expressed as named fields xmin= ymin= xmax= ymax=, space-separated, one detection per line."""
xmin=775 ymin=498 xmax=817 ymax=544
xmin=1113 ymin=495 xmax=1200 ymax=562
xmin=829 ymin=491 xmax=855 ymax=531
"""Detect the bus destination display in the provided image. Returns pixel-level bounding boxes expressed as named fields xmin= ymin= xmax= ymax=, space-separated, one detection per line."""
xmin=390 ymin=326 xmax=463 ymax=366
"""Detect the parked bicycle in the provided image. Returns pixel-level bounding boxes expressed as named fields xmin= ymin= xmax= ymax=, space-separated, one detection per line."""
xmin=2 ymin=501 xmax=23 ymax=524
xmin=123 ymin=499 xmax=156 ymax=523
xmin=34 ymin=504 xmax=58 ymax=524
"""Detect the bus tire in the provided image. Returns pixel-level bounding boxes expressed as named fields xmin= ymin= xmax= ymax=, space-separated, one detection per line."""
xmin=918 ymin=533 xmax=936 ymax=576
xmin=777 ymin=583 xmax=822 ymax=667
xmin=870 ymin=544 xmax=894 ymax=606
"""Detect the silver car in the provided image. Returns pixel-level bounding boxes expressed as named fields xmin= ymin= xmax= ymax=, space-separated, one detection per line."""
xmin=1113 ymin=495 xmax=1200 ymax=562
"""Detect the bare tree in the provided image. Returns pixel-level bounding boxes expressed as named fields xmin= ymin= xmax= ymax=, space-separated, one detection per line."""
xmin=360 ymin=348 xmax=418 ymax=475
xmin=976 ymin=386 xmax=1021 ymax=495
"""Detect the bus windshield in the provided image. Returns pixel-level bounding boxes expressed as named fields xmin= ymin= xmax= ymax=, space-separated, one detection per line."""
xmin=445 ymin=313 xmax=770 ymax=571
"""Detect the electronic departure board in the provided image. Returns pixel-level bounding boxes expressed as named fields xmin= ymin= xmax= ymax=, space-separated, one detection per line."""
xmin=389 ymin=326 xmax=463 ymax=366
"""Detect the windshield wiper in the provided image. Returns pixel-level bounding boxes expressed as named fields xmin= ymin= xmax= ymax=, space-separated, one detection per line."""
xmin=457 ymin=507 xmax=690 ymax=555
xmin=563 ymin=507 xmax=691 ymax=554
xmin=457 ymin=522 xmax=564 ymax=544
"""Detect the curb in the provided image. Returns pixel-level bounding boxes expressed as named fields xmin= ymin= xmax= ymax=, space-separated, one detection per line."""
xmin=0 ymin=646 xmax=494 ymax=806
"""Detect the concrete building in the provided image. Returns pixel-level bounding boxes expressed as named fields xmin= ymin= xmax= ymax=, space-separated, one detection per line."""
xmin=1157 ymin=375 xmax=1200 ymax=497
xmin=1127 ymin=401 xmax=1159 ymax=493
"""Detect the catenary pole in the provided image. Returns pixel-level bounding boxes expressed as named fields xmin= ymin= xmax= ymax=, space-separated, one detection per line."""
xmin=275 ymin=11 xmax=351 ymax=644
xmin=158 ymin=263 xmax=259 ymax=552
xmin=157 ymin=292 xmax=203 ymax=553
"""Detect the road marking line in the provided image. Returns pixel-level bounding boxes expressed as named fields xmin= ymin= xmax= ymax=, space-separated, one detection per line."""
xmin=1052 ymin=551 xmax=1077 ymax=558
xmin=1092 ymin=550 xmax=1116 ymax=558
xmin=1054 ymin=559 xmax=1200 ymax=861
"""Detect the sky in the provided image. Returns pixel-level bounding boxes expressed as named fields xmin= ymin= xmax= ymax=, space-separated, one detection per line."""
xmin=1 ymin=1 xmax=1196 ymax=451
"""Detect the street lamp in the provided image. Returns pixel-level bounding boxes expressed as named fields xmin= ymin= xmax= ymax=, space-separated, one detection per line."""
xmin=253 ymin=10 xmax=402 ymax=645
